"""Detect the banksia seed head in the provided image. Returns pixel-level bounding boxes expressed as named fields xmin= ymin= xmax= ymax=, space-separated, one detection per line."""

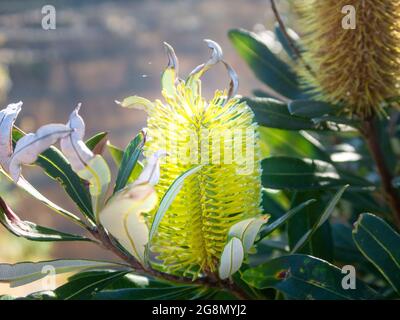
xmin=119 ymin=40 xmax=262 ymax=277
xmin=297 ymin=0 xmax=400 ymax=118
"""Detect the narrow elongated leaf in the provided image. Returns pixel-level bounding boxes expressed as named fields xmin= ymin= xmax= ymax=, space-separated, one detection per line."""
xmin=218 ymin=237 xmax=244 ymax=280
xmin=228 ymin=215 xmax=270 ymax=252
xmin=116 ymin=96 xmax=154 ymax=112
xmin=242 ymin=254 xmax=377 ymax=300
xmin=85 ymin=132 xmax=108 ymax=154
xmin=161 ymin=42 xmax=179 ymax=96
xmin=274 ymin=23 xmax=300 ymax=61
xmin=261 ymin=156 xmax=340 ymax=190
xmin=258 ymin=127 xmax=329 ymax=161
xmin=290 ymin=185 xmax=348 ymax=253
xmin=148 ymin=165 xmax=202 ymax=245
xmin=0 ymin=166 xmax=84 ymax=226
xmin=55 ymin=270 xmax=129 ymax=300
xmin=257 ymin=199 xmax=316 ymax=243
xmin=353 ymin=213 xmax=400 ymax=294
xmin=228 ymin=29 xmax=302 ymax=99
xmin=244 ymin=97 xmax=317 ymax=131
xmin=0 ymin=260 xmax=126 ymax=288
xmin=288 ymin=100 xmax=337 ymax=118
xmin=0 ymin=197 xmax=91 ymax=242
xmin=107 ymin=142 xmax=124 ymax=166
xmin=114 ymin=131 xmax=145 ymax=193
xmin=93 ymin=285 xmax=203 ymax=300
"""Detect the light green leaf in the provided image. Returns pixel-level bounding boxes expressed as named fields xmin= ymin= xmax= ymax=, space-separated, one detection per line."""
xmin=148 ymin=165 xmax=202 ymax=246
xmin=77 ymin=155 xmax=111 ymax=216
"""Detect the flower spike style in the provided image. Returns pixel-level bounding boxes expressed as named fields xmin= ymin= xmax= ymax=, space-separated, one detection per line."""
xmin=119 ymin=40 xmax=262 ymax=277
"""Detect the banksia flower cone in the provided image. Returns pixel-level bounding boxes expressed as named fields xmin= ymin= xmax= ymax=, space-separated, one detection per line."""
xmin=297 ymin=0 xmax=400 ymax=117
xmin=119 ymin=40 xmax=262 ymax=277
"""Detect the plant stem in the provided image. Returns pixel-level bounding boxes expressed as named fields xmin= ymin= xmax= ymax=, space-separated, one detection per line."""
xmin=90 ymin=226 xmax=251 ymax=300
xmin=362 ymin=117 xmax=400 ymax=229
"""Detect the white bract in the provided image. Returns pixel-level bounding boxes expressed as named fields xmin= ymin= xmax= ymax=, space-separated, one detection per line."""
xmin=218 ymin=237 xmax=244 ymax=280
xmin=60 ymin=103 xmax=94 ymax=171
xmin=228 ymin=215 xmax=270 ymax=252
xmin=8 ymin=123 xmax=71 ymax=181
xmin=0 ymin=102 xmax=22 ymax=169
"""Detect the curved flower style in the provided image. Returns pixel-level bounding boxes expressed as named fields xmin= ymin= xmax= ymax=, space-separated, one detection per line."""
xmin=119 ymin=40 xmax=262 ymax=277
xmin=297 ymin=0 xmax=400 ymax=118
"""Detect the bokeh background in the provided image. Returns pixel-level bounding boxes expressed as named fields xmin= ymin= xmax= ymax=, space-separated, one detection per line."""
xmin=0 ymin=0 xmax=292 ymax=295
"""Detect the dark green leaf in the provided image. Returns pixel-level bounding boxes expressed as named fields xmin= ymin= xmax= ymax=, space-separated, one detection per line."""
xmin=85 ymin=132 xmax=108 ymax=155
xmin=93 ymin=285 xmax=204 ymax=300
xmin=55 ymin=270 xmax=129 ymax=300
xmin=258 ymin=127 xmax=329 ymax=161
xmin=114 ymin=131 xmax=145 ymax=192
xmin=262 ymin=156 xmax=340 ymax=190
xmin=353 ymin=213 xmax=400 ymax=295
xmin=290 ymin=185 xmax=348 ymax=254
xmin=245 ymin=97 xmax=317 ymax=131
xmin=274 ymin=23 xmax=300 ymax=61
xmin=288 ymin=100 xmax=337 ymax=118
xmin=228 ymin=29 xmax=302 ymax=99
xmin=242 ymin=254 xmax=378 ymax=300
xmin=257 ymin=199 xmax=316 ymax=243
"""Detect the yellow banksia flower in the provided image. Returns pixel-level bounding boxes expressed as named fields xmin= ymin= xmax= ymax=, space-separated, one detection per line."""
xmin=297 ymin=0 xmax=400 ymax=117
xmin=119 ymin=40 xmax=262 ymax=277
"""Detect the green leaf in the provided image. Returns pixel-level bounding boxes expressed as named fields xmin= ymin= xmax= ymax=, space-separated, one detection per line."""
xmin=274 ymin=23 xmax=300 ymax=61
xmin=228 ymin=29 xmax=302 ymax=99
xmin=290 ymin=185 xmax=348 ymax=254
xmin=245 ymin=97 xmax=317 ymax=131
xmin=12 ymin=128 xmax=94 ymax=221
xmin=241 ymin=254 xmax=377 ymax=300
xmin=55 ymin=270 xmax=129 ymax=300
xmin=287 ymin=191 xmax=334 ymax=261
xmin=107 ymin=142 xmax=124 ymax=166
xmin=85 ymin=132 xmax=108 ymax=154
xmin=261 ymin=156 xmax=340 ymax=190
xmin=114 ymin=132 xmax=145 ymax=193
xmin=353 ymin=213 xmax=400 ymax=295
xmin=258 ymin=127 xmax=329 ymax=161
xmin=0 ymin=259 xmax=127 ymax=287
xmin=148 ymin=165 xmax=202 ymax=245
xmin=0 ymin=196 xmax=92 ymax=242
xmin=93 ymin=285 xmax=204 ymax=300
xmin=257 ymin=199 xmax=316 ymax=243
xmin=288 ymin=100 xmax=337 ymax=118
xmin=77 ymin=155 xmax=111 ymax=216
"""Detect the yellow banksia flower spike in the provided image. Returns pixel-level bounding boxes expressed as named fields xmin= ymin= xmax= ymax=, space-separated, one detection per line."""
xmin=297 ymin=0 xmax=400 ymax=118
xmin=119 ymin=40 xmax=262 ymax=278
